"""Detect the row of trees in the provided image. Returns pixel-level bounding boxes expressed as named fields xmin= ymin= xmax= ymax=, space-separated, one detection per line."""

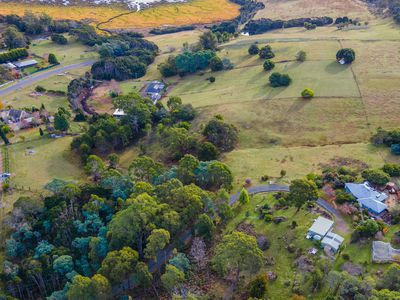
xmin=0 ymin=47 xmax=28 ymax=64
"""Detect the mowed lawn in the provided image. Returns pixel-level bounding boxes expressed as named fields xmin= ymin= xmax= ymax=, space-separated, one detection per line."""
xmin=224 ymin=143 xmax=398 ymax=188
xmin=30 ymin=37 xmax=98 ymax=65
xmin=195 ymin=97 xmax=369 ymax=148
xmin=9 ymin=136 xmax=84 ymax=190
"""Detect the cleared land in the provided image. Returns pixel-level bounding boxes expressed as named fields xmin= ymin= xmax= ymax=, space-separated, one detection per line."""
xmin=254 ymin=0 xmax=371 ymax=20
xmin=224 ymin=143 xmax=395 ymax=187
xmin=8 ymin=136 xmax=85 ymax=191
xmin=30 ymin=36 xmax=98 ymax=65
xmin=0 ymin=0 xmax=239 ymax=29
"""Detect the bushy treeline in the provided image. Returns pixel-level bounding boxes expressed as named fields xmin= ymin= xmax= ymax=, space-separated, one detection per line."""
xmin=371 ymin=128 xmax=400 ymax=155
xmin=366 ymin=0 xmax=400 ymax=23
xmin=209 ymin=0 xmax=265 ymax=35
xmin=158 ymin=50 xmax=216 ymax=77
xmin=0 ymin=48 xmax=28 ymax=64
xmin=2 ymin=150 xmax=234 ymax=299
xmin=149 ymin=25 xmax=196 ymax=35
xmin=68 ymin=26 xmax=158 ymax=81
xmin=243 ymin=16 xmax=333 ymax=35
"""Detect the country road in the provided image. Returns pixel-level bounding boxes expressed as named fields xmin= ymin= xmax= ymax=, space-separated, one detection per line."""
xmin=0 ymin=60 xmax=96 ymax=97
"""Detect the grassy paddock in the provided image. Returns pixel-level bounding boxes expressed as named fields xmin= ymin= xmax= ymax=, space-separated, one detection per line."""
xmin=30 ymin=36 xmax=98 ymax=65
xmin=169 ymin=60 xmax=359 ymax=107
xmin=254 ymin=0 xmax=371 ymax=20
xmin=195 ymin=97 xmax=369 ymax=148
xmin=224 ymin=143 xmax=396 ymax=187
xmin=8 ymin=136 xmax=84 ymax=190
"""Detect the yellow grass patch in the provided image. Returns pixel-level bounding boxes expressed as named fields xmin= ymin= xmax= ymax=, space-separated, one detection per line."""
xmin=0 ymin=0 xmax=239 ymax=29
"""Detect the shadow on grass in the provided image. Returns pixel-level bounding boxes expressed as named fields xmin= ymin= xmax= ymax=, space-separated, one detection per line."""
xmin=287 ymin=98 xmax=310 ymax=113
xmin=325 ymin=61 xmax=350 ymax=74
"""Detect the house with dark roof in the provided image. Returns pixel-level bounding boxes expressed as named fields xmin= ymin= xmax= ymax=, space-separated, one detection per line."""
xmin=345 ymin=182 xmax=388 ymax=215
xmin=143 ymin=81 xmax=165 ymax=104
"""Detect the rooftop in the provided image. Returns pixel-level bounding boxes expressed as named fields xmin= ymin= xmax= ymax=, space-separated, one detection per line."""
xmin=345 ymin=182 xmax=388 ymax=202
xmin=321 ymin=231 xmax=344 ymax=251
xmin=359 ymin=197 xmax=388 ymax=214
xmin=14 ymin=59 xmax=38 ymax=69
xmin=145 ymin=81 xmax=165 ymax=94
xmin=308 ymin=216 xmax=334 ymax=237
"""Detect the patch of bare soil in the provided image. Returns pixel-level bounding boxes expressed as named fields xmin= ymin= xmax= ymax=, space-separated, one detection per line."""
xmin=319 ymin=156 xmax=369 ymax=171
xmin=88 ymin=80 xmax=121 ymax=114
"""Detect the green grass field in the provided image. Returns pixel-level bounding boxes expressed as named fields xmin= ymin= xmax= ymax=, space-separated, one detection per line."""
xmin=30 ymin=36 xmax=98 ymax=65
xmin=225 ymin=143 xmax=396 ymax=188
xmin=8 ymin=136 xmax=85 ymax=190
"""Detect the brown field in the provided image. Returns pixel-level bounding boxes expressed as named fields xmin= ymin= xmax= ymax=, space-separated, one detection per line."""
xmin=0 ymin=0 xmax=239 ymax=29
xmin=255 ymin=0 xmax=371 ymax=20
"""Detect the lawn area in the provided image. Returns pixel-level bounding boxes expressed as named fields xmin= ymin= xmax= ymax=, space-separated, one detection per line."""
xmin=8 ymin=136 xmax=85 ymax=191
xmin=195 ymin=97 xmax=369 ymax=148
xmin=222 ymin=193 xmax=321 ymax=300
xmin=224 ymin=143 xmax=398 ymax=188
xmin=30 ymin=36 xmax=98 ymax=65
xmin=2 ymin=66 xmax=90 ymax=113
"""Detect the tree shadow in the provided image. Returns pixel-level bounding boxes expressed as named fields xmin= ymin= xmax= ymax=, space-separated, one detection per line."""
xmin=325 ymin=61 xmax=349 ymax=75
xmin=287 ymin=98 xmax=310 ymax=113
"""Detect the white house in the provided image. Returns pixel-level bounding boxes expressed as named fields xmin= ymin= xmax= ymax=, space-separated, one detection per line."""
xmin=306 ymin=216 xmax=344 ymax=253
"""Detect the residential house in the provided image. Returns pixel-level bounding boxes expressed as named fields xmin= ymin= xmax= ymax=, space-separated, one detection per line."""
xmin=345 ymin=182 xmax=388 ymax=215
xmin=0 ymin=109 xmax=42 ymax=131
xmin=143 ymin=81 xmax=165 ymax=104
xmin=306 ymin=216 xmax=344 ymax=253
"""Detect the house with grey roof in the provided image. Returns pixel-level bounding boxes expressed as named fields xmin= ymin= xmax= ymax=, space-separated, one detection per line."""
xmin=143 ymin=81 xmax=165 ymax=104
xmin=306 ymin=216 xmax=344 ymax=253
xmin=345 ymin=182 xmax=388 ymax=215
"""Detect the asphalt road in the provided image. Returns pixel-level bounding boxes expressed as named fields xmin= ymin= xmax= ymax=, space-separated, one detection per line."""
xmin=0 ymin=60 xmax=96 ymax=97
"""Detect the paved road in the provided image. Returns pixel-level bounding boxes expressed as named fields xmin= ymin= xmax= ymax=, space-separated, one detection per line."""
xmin=229 ymin=184 xmax=290 ymax=205
xmin=0 ymin=60 xmax=96 ymax=97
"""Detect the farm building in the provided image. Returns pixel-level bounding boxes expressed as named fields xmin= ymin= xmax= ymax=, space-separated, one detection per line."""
xmin=14 ymin=59 xmax=38 ymax=69
xmin=345 ymin=182 xmax=388 ymax=214
xmin=143 ymin=81 xmax=165 ymax=104
xmin=307 ymin=216 xmax=334 ymax=240
xmin=306 ymin=216 xmax=344 ymax=253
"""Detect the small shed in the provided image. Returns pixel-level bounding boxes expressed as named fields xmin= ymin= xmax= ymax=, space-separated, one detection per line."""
xmin=321 ymin=232 xmax=344 ymax=252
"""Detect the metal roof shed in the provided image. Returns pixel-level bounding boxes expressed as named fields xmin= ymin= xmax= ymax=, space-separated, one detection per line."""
xmin=307 ymin=216 xmax=334 ymax=238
